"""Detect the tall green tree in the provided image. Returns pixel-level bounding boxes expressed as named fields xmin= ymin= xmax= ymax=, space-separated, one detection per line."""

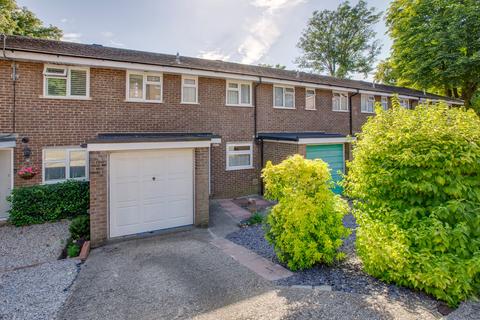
xmin=385 ymin=0 xmax=480 ymax=109
xmin=296 ymin=0 xmax=382 ymax=79
xmin=0 ymin=0 xmax=62 ymax=39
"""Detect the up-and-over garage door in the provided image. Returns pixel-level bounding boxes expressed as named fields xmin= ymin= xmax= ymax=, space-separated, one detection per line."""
xmin=306 ymin=144 xmax=345 ymax=194
xmin=109 ymin=149 xmax=194 ymax=237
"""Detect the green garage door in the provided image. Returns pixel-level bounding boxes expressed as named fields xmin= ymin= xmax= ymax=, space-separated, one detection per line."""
xmin=306 ymin=144 xmax=344 ymax=194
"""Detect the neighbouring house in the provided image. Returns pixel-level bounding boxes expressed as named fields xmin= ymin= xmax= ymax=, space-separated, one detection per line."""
xmin=0 ymin=35 xmax=462 ymax=246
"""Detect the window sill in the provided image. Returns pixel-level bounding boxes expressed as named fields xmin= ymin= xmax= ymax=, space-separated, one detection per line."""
xmin=305 ymin=108 xmax=317 ymax=111
xmin=226 ymin=104 xmax=254 ymax=108
xmin=124 ymin=99 xmax=163 ymax=104
xmin=180 ymin=102 xmax=200 ymax=105
xmin=273 ymin=106 xmax=295 ymax=110
xmin=43 ymin=177 xmax=89 ymax=185
xmin=39 ymin=95 xmax=91 ymax=101
xmin=226 ymin=166 xmax=254 ymax=171
xmin=332 ymin=109 xmax=349 ymax=113
xmin=361 ymin=110 xmax=375 ymax=114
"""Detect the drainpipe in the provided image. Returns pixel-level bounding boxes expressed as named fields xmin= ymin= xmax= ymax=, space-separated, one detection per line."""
xmin=349 ymin=90 xmax=359 ymax=136
xmin=2 ymin=34 xmax=17 ymax=134
xmin=254 ymin=77 xmax=263 ymax=195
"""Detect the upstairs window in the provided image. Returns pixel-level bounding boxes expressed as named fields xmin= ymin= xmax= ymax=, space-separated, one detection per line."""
xmin=305 ymin=88 xmax=316 ymax=110
xmin=399 ymin=98 xmax=410 ymax=109
xmin=381 ymin=96 xmax=389 ymax=110
xmin=44 ymin=65 xmax=89 ymax=98
xmin=332 ymin=91 xmax=349 ymax=111
xmin=226 ymin=81 xmax=252 ymax=106
xmin=226 ymin=143 xmax=253 ymax=170
xmin=274 ymin=86 xmax=295 ymax=109
xmin=127 ymin=71 xmax=162 ymax=102
xmin=43 ymin=148 xmax=87 ymax=183
xmin=361 ymin=94 xmax=375 ymax=113
xmin=181 ymin=76 xmax=198 ymax=104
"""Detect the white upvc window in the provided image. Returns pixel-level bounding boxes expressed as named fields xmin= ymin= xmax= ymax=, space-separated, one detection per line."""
xmin=43 ymin=65 xmax=89 ymax=99
xmin=305 ymin=88 xmax=316 ymax=110
xmin=43 ymin=148 xmax=88 ymax=183
xmin=226 ymin=80 xmax=252 ymax=106
xmin=274 ymin=86 xmax=295 ymax=109
xmin=332 ymin=91 xmax=349 ymax=111
xmin=399 ymin=98 xmax=410 ymax=109
xmin=361 ymin=94 xmax=376 ymax=113
xmin=226 ymin=142 xmax=253 ymax=170
xmin=381 ymin=96 xmax=389 ymax=110
xmin=181 ymin=75 xmax=198 ymax=104
xmin=126 ymin=71 xmax=163 ymax=102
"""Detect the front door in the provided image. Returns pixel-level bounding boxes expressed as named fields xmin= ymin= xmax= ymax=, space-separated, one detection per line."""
xmin=0 ymin=149 xmax=13 ymax=219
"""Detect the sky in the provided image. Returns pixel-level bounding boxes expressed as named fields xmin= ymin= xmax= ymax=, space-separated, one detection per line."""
xmin=17 ymin=0 xmax=392 ymax=80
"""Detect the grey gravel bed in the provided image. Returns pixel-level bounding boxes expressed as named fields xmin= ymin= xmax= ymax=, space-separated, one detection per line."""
xmin=226 ymin=214 xmax=439 ymax=307
xmin=0 ymin=220 xmax=70 ymax=272
xmin=0 ymin=259 xmax=80 ymax=320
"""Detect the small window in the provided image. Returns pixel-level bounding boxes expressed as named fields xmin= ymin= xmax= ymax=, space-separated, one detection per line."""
xmin=226 ymin=81 xmax=252 ymax=106
xmin=399 ymin=98 xmax=410 ymax=109
xmin=381 ymin=96 xmax=389 ymax=110
xmin=43 ymin=65 xmax=89 ymax=98
xmin=274 ymin=86 xmax=295 ymax=109
xmin=181 ymin=76 xmax=198 ymax=104
xmin=226 ymin=143 xmax=253 ymax=170
xmin=127 ymin=71 xmax=163 ymax=102
xmin=332 ymin=91 xmax=349 ymax=111
xmin=361 ymin=94 xmax=375 ymax=113
xmin=305 ymin=88 xmax=316 ymax=110
xmin=43 ymin=148 xmax=87 ymax=183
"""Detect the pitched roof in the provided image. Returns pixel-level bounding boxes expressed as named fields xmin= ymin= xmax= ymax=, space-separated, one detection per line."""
xmin=3 ymin=35 xmax=462 ymax=103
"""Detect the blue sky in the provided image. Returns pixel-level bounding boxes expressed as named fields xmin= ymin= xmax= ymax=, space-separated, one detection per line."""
xmin=18 ymin=0 xmax=392 ymax=80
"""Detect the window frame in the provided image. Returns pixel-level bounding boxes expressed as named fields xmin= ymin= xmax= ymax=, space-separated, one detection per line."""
xmin=42 ymin=147 xmax=88 ymax=184
xmin=226 ymin=142 xmax=254 ymax=171
xmin=225 ymin=80 xmax=253 ymax=107
xmin=381 ymin=96 xmax=389 ymax=110
xmin=361 ymin=94 xmax=376 ymax=113
xmin=305 ymin=88 xmax=316 ymax=110
xmin=181 ymin=75 xmax=199 ymax=104
xmin=273 ymin=85 xmax=295 ymax=109
xmin=43 ymin=64 xmax=90 ymax=99
xmin=126 ymin=70 xmax=163 ymax=103
xmin=332 ymin=91 xmax=349 ymax=112
xmin=399 ymin=98 xmax=410 ymax=109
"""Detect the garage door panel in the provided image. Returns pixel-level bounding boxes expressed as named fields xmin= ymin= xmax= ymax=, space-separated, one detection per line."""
xmin=306 ymin=144 xmax=344 ymax=194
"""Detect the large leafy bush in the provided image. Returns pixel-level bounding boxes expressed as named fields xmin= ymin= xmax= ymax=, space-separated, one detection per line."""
xmin=8 ymin=180 xmax=89 ymax=226
xmin=262 ymin=155 xmax=350 ymax=271
xmin=344 ymin=100 xmax=480 ymax=306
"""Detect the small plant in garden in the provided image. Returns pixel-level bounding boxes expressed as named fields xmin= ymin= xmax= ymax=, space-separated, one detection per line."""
xmin=245 ymin=212 xmax=264 ymax=226
xmin=262 ymin=154 xmax=350 ymax=271
xmin=67 ymin=242 xmax=81 ymax=258
xmin=69 ymin=215 xmax=90 ymax=240
xmin=344 ymin=99 xmax=480 ymax=306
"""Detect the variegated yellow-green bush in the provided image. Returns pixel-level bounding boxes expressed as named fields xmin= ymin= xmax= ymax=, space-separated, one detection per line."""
xmin=344 ymin=98 xmax=480 ymax=306
xmin=262 ymin=155 xmax=350 ymax=271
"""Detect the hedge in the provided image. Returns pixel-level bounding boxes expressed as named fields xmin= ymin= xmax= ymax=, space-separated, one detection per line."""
xmin=8 ymin=180 xmax=90 ymax=226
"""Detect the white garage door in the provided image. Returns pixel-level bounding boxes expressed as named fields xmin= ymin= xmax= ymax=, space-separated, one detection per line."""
xmin=109 ymin=149 xmax=194 ymax=237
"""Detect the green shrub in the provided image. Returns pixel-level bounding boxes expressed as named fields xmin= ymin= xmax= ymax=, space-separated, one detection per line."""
xmin=262 ymin=154 xmax=350 ymax=271
xmin=245 ymin=212 xmax=264 ymax=226
xmin=69 ymin=215 xmax=90 ymax=240
xmin=344 ymin=100 xmax=480 ymax=306
xmin=8 ymin=180 xmax=89 ymax=226
xmin=67 ymin=242 xmax=81 ymax=258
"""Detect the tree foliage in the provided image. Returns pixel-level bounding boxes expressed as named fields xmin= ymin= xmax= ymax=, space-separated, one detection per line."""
xmin=384 ymin=0 xmax=480 ymax=109
xmin=262 ymin=155 xmax=350 ymax=271
xmin=258 ymin=63 xmax=286 ymax=70
xmin=344 ymin=99 xmax=480 ymax=306
xmin=296 ymin=0 xmax=382 ymax=79
xmin=0 ymin=0 xmax=62 ymax=39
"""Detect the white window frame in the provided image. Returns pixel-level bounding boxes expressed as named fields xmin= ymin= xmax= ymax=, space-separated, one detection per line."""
xmin=181 ymin=75 xmax=198 ymax=104
xmin=381 ymin=96 xmax=389 ymax=110
xmin=42 ymin=147 xmax=88 ymax=184
xmin=226 ymin=142 xmax=253 ymax=171
xmin=361 ymin=94 xmax=376 ymax=113
xmin=305 ymin=88 xmax=316 ymax=110
xmin=399 ymin=98 xmax=410 ymax=109
xmin=226 ymin=80 xmax=253 ymax=107
xmin=43 ymin=64 xmax=90 ymax=99
xmin=126 ymin=70 xmax=163 ymax=103
xmin=332 ymin=91 xmax=349 ymax=112
xmin=273 ymin=85 xmax=295 ymax=109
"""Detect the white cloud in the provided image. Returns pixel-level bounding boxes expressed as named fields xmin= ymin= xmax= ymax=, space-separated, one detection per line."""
xmin=62 ymin=33 xmax=82 ymax=42
xmin=60 ymin=18 xmax=68 ymax=23
xmin=238 ymin=0 xmax=304 ymax=64
xmin=197 ymin=50 xmax=230 ymax=61
xmin=101 ymin=31 xmax=114 ymax=38
xmin=109 ymin=40 xmax=125 ymax=47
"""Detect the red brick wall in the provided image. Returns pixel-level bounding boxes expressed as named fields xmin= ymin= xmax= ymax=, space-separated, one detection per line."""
xmin=263 ymin=141 xmax=301 ymax=166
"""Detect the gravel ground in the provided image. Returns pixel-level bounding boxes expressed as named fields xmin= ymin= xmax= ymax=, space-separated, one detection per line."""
xmin=0 ymin=220 xmax=70 ymax=272
xmin=226 ymin=214 xmax=439 ymax=308
xmin=0 ymin=259 xmax=80 ymax=320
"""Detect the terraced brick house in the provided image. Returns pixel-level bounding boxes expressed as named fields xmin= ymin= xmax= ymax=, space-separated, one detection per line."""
xmin=0 ymin=36 xmax=462 ymax=246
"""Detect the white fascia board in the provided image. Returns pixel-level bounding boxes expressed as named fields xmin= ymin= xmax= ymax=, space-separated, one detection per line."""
xmin=298 ymin=137 xmax=354 ymax=144
xmin=5 ymin=50 xmax=258 ymax=81
xmin=262 ymin=77 xmax=357 ymax=93
xmin=87 ymin=140 xmax=218 ymax=152
xmin=359 ymin=90 xmax=392 ymax=97
xmin=419 ymin=98 xmax=464 ymax=105
xmin=0 ymin=140 xmax=16 ymax=148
